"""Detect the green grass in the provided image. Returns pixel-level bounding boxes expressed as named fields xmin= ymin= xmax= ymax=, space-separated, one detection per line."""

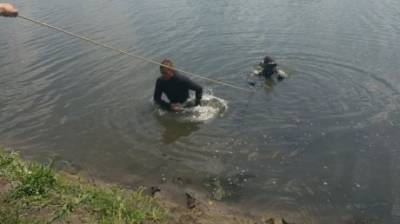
xmin=0 ymin=150 xmax=166 ymax=224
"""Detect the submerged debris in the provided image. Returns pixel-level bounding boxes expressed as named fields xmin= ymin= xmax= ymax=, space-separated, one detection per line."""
xmin=282 ymin=218 xmax=295 ymax=224
xmin=185 ymin=192 xmax=196 ymax=209
xmin=150 ymin=186 xmax=161 ymax=197
xmin=204 ymin=171 xmax=256 ymax=201
xmin=263 ymin=217 xmax=276 ymax=224
xmin=210 ymin=179 xmax=227 ymax=201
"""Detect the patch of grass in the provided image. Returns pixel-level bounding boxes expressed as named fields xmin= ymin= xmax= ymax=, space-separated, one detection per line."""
xmin=0 ymin=149 xmax=166 ymax=223
xmin=12 ymin=163 xmax=56 ymax=198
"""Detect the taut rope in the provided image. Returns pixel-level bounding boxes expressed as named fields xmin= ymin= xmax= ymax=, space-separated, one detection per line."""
xmin=17 ymin=15 xmax=254 ymax=93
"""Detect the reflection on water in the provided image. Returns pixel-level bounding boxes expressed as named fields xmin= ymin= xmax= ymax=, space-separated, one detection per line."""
xmin=1 ymin=0 xmax=400 ymax=223
xmin=155 ymin=114 xmax=200 ymax=144
xmin=155 ymin=94 xmax=227 ymax=143
xmin=154 ymin=93 xmax=227 ymax=144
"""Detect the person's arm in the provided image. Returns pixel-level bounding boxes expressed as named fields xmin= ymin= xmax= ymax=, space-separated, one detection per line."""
xmin=153 ymin=79 xmax=171 ymax=110
xmin=183 ymin=76 xmax=203 ymax=106
xmin=0 ymin=3 xmax=18 ymax=17
xmin=272 ymin=64 xmax=279 ymax=74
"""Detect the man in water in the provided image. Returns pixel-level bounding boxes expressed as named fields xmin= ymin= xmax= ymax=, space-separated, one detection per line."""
xmin=0 ymin=3 xmax=18 ymax=17
xmin=260 ymin=56 xmax=279 ymax=78
xmin=248 ymin=55 xmax=287 ymax=86
xmin=154 ymin=59 xmax=203 ymax=112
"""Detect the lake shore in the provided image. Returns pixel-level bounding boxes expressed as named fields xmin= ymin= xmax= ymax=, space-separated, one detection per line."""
xmin=0 ymin=148 xmax=277 ymax=224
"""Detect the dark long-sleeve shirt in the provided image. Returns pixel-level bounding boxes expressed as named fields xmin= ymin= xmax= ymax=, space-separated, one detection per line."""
xmin=261 ymin=62 xmax=278 ymax=77
xmin=153 ymin=73 xmax=203 ymax=110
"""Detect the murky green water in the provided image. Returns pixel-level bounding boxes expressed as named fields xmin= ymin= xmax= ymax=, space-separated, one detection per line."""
xmin=1 ymin=0 xmax=400 ymax=223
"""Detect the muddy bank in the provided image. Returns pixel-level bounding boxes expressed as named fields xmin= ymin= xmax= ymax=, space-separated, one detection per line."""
xmin=1 ymin=148 xmax=380 ymax=224
xmin=0 ymin=148 xmax=283 ymax=224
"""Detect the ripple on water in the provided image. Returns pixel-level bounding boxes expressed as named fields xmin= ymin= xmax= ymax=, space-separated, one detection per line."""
xmin=100 ymin=91 xmax=229 ymax=171
xmin=241 ymin=52 xmax=399 ymax=136
xmin=2 ymin=0 xmax=400 ymax=223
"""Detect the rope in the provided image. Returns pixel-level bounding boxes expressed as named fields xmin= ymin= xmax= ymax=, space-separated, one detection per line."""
xmin=17 ymin=14 xmax=254 ymax=93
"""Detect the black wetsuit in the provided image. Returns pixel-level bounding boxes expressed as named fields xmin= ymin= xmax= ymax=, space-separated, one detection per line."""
xmin=261 ymin=62 xmax=278 ymax=78
xmin=153 ymin=73 xmax=203 ymax=110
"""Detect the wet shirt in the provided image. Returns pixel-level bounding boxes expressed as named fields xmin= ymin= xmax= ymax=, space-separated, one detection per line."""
xmin=262 ymin=62 xmax=278 ymax=77
xmin=153 ymin=73 xmax=203 ymax=110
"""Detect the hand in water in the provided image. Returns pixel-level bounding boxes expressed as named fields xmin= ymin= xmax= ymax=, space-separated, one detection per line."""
xmin=170 ymin=103 xmax=183 ymax=112
xmin=0 ymin=3 xmax=18 ymax=17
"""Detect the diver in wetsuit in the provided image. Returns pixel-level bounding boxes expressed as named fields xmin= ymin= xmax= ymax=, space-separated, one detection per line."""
xmin=261 ymin=56 xmax=279 ymax=78
xmin=153 ymin=59 xmax=203 ymax=112
xmin=248 ymin=56 xmax=287 ymax=86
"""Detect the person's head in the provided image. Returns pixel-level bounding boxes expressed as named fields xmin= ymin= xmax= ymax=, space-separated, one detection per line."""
xmin=160 ymin=59 xmax=175 ymax=80
xmin=263 ymin=56 xmax=274 ymax=64
xmin=0 ymin=3 xmax=18 ymax=17
xmin=262 ymin=55 xmax=277 ymax=71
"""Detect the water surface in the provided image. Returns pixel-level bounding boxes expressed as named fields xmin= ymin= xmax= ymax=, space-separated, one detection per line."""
xmin=1 ymin=0 xmax=400 ymax=223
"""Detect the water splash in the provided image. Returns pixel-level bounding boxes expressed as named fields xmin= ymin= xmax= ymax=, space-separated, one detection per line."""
xmin=157 ymin=94 xmax=228 ymax=123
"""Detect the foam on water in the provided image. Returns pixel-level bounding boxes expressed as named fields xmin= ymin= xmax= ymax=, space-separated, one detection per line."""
xmin=181 ymin=94 xmax=228 ymax=122
xmin=156 ymin=94 xmax=228 ymax=123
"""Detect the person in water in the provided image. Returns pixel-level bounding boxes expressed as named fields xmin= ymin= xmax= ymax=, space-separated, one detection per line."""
xmin=259 ymin=56 xmax=286 ymax=80
xmin=154 ymin=59 xmax=203 ymax=112
xmin=260 ymin=56 xmax=278 ymax=77
xmin=248 ymin=55 xmax=287 ymax=86
xmin=0 ymin=3 xmax=18 ymax=17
